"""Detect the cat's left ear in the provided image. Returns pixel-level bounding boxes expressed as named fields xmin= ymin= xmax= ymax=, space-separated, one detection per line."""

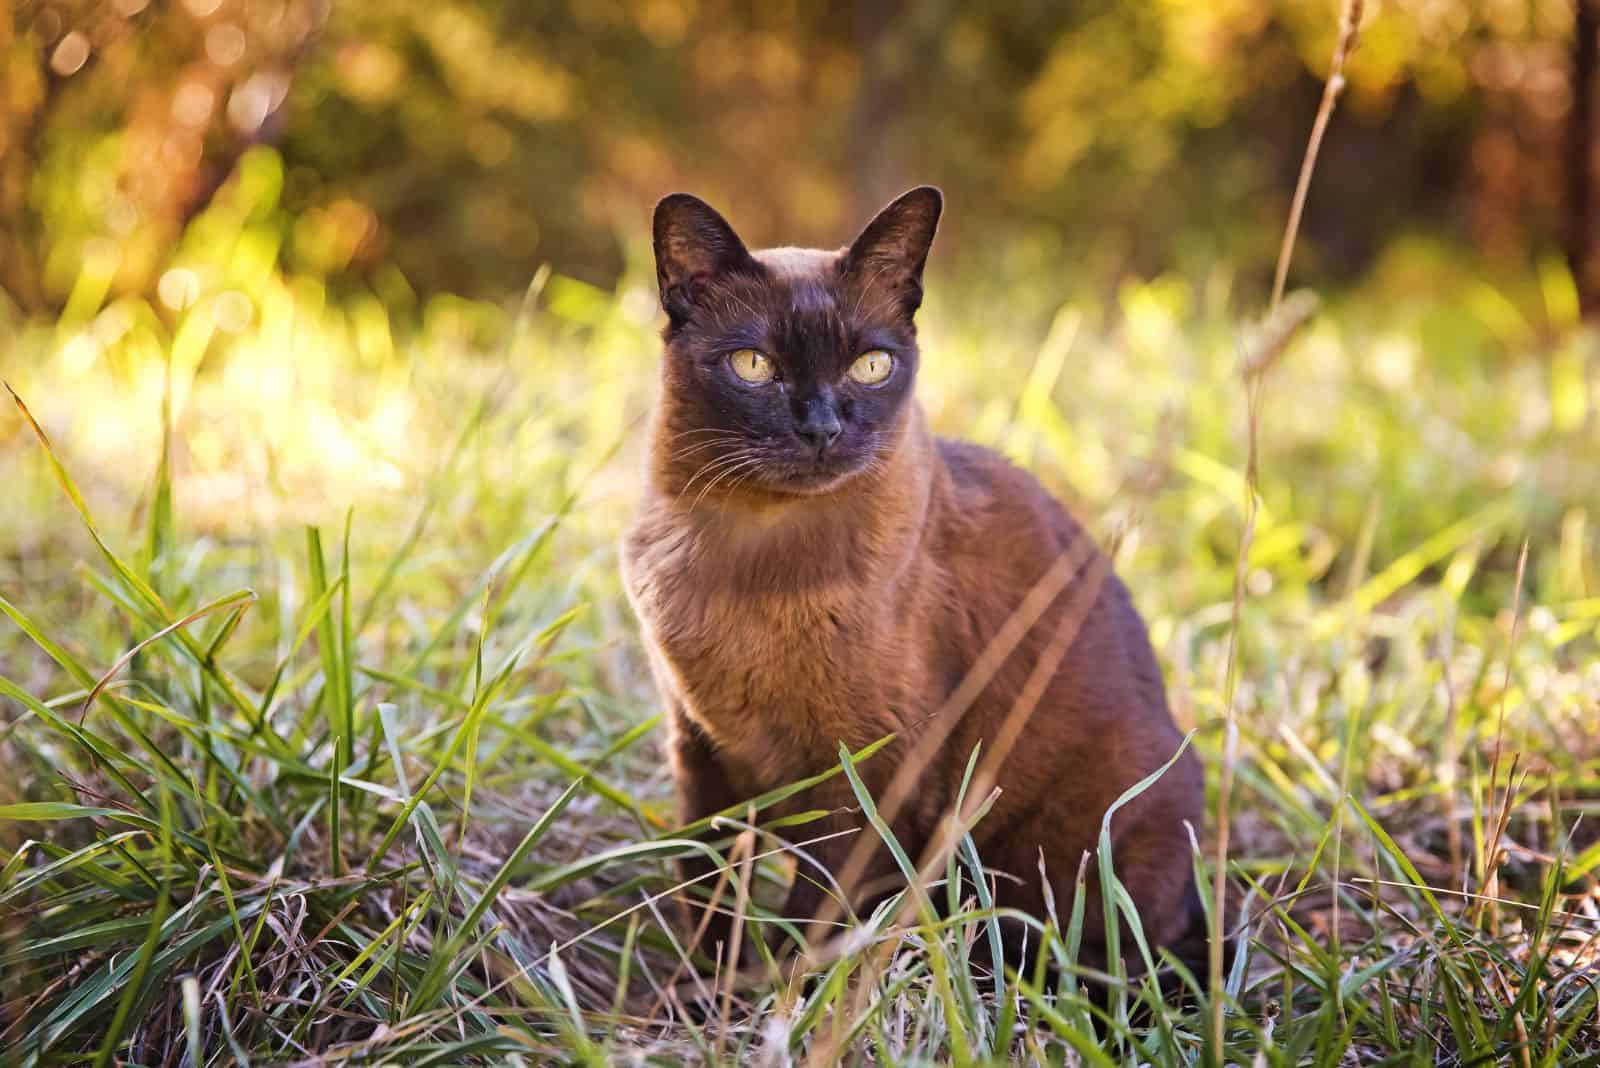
xmin=844 ymin=186 xmax=943 ymax=318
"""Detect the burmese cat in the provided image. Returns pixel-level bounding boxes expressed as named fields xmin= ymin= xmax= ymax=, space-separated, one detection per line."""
xmin=621 ymin=187 xmax=1205 ymax=978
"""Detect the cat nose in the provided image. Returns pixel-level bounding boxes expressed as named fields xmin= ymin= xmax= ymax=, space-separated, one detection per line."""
xmin=797 ymin=398 xmax=842 ymax=452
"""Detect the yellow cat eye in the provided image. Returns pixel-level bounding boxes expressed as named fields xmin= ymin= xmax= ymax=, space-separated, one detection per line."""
xmin=728 ymin=348 xmax=774 ymax=384
xmin=848 ymin=349 xmax=893 ymax=385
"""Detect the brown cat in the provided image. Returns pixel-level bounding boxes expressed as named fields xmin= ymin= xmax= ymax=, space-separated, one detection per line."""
xmin=621 ymin=186 xmax=1205 ymax=979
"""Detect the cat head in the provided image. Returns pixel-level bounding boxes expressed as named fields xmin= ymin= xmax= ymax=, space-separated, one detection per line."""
xmin=649 ymin=186 xmax=941 ymax=502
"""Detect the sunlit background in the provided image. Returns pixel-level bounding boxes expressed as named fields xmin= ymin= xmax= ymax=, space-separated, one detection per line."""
xmin=3 ymin=0 xmax=1597 ymax=551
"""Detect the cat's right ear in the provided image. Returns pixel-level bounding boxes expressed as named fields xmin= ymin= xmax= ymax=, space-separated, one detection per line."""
xmin=653 ymin=194 xmax=757 ymax=327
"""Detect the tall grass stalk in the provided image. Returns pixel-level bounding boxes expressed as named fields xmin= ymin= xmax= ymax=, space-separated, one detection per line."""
xmin=1211 ymin=0 xmax=1366 ymax=1057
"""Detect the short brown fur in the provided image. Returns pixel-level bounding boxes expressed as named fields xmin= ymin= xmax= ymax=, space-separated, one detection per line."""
xmin=621 ymin=188 xmax=1204 ymax=975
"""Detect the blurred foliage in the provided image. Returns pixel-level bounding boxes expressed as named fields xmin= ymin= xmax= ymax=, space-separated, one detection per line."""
xmin=0 ymin=0 xmax=1587 ymax=312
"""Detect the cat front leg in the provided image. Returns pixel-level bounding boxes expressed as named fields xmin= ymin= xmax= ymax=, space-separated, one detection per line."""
xmin=668 ymin=707 xmax=748 ymax=969
xmin=777 ymin=772 xmax=913 ymax=958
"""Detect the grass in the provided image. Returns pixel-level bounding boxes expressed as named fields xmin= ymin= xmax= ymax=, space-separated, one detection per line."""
xmin=3 ymin=144 xmax=1600 ymax=1062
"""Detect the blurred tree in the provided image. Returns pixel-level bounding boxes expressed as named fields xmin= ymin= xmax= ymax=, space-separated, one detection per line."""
xmin=2 ymin=0 xmax=324 ymax=318
xmin=1568 ymin=0 xmax=1598 ymax=318
xmin=0 ymin=0 xmax=1590 ymax=313
xmin=1 ymin=7 xmax=51 ymax=313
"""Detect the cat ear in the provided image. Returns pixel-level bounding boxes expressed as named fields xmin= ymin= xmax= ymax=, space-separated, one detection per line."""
xmin=844 ymin=186 xmax=943 ymax=317
xmin=653 ymin=193 xmax=757 ymax=326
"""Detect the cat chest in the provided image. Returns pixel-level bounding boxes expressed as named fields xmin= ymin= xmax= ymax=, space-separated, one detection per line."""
xmin=649 ymin=585 xmax=859 ymax=703
xmin=633 ymin=571 xmax=901 ymax=761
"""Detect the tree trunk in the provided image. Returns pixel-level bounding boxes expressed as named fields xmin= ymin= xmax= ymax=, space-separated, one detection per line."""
xmin=1568 ymin=0 xmax=1599 ymax=320
xmin=851 ymin=0 xmax=903 ymax=222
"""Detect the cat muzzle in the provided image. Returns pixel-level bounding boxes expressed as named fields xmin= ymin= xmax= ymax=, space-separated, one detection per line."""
xmin=796 ymin=398 xmax=843 ymax=454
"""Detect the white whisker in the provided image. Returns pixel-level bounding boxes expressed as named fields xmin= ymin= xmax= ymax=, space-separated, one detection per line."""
xmin=690 ymin=454 xmax=767 ymax=511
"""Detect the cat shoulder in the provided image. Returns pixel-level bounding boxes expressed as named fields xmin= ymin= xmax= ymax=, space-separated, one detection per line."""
xmin=933 ymin=437 xmax=1088 ymax=545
